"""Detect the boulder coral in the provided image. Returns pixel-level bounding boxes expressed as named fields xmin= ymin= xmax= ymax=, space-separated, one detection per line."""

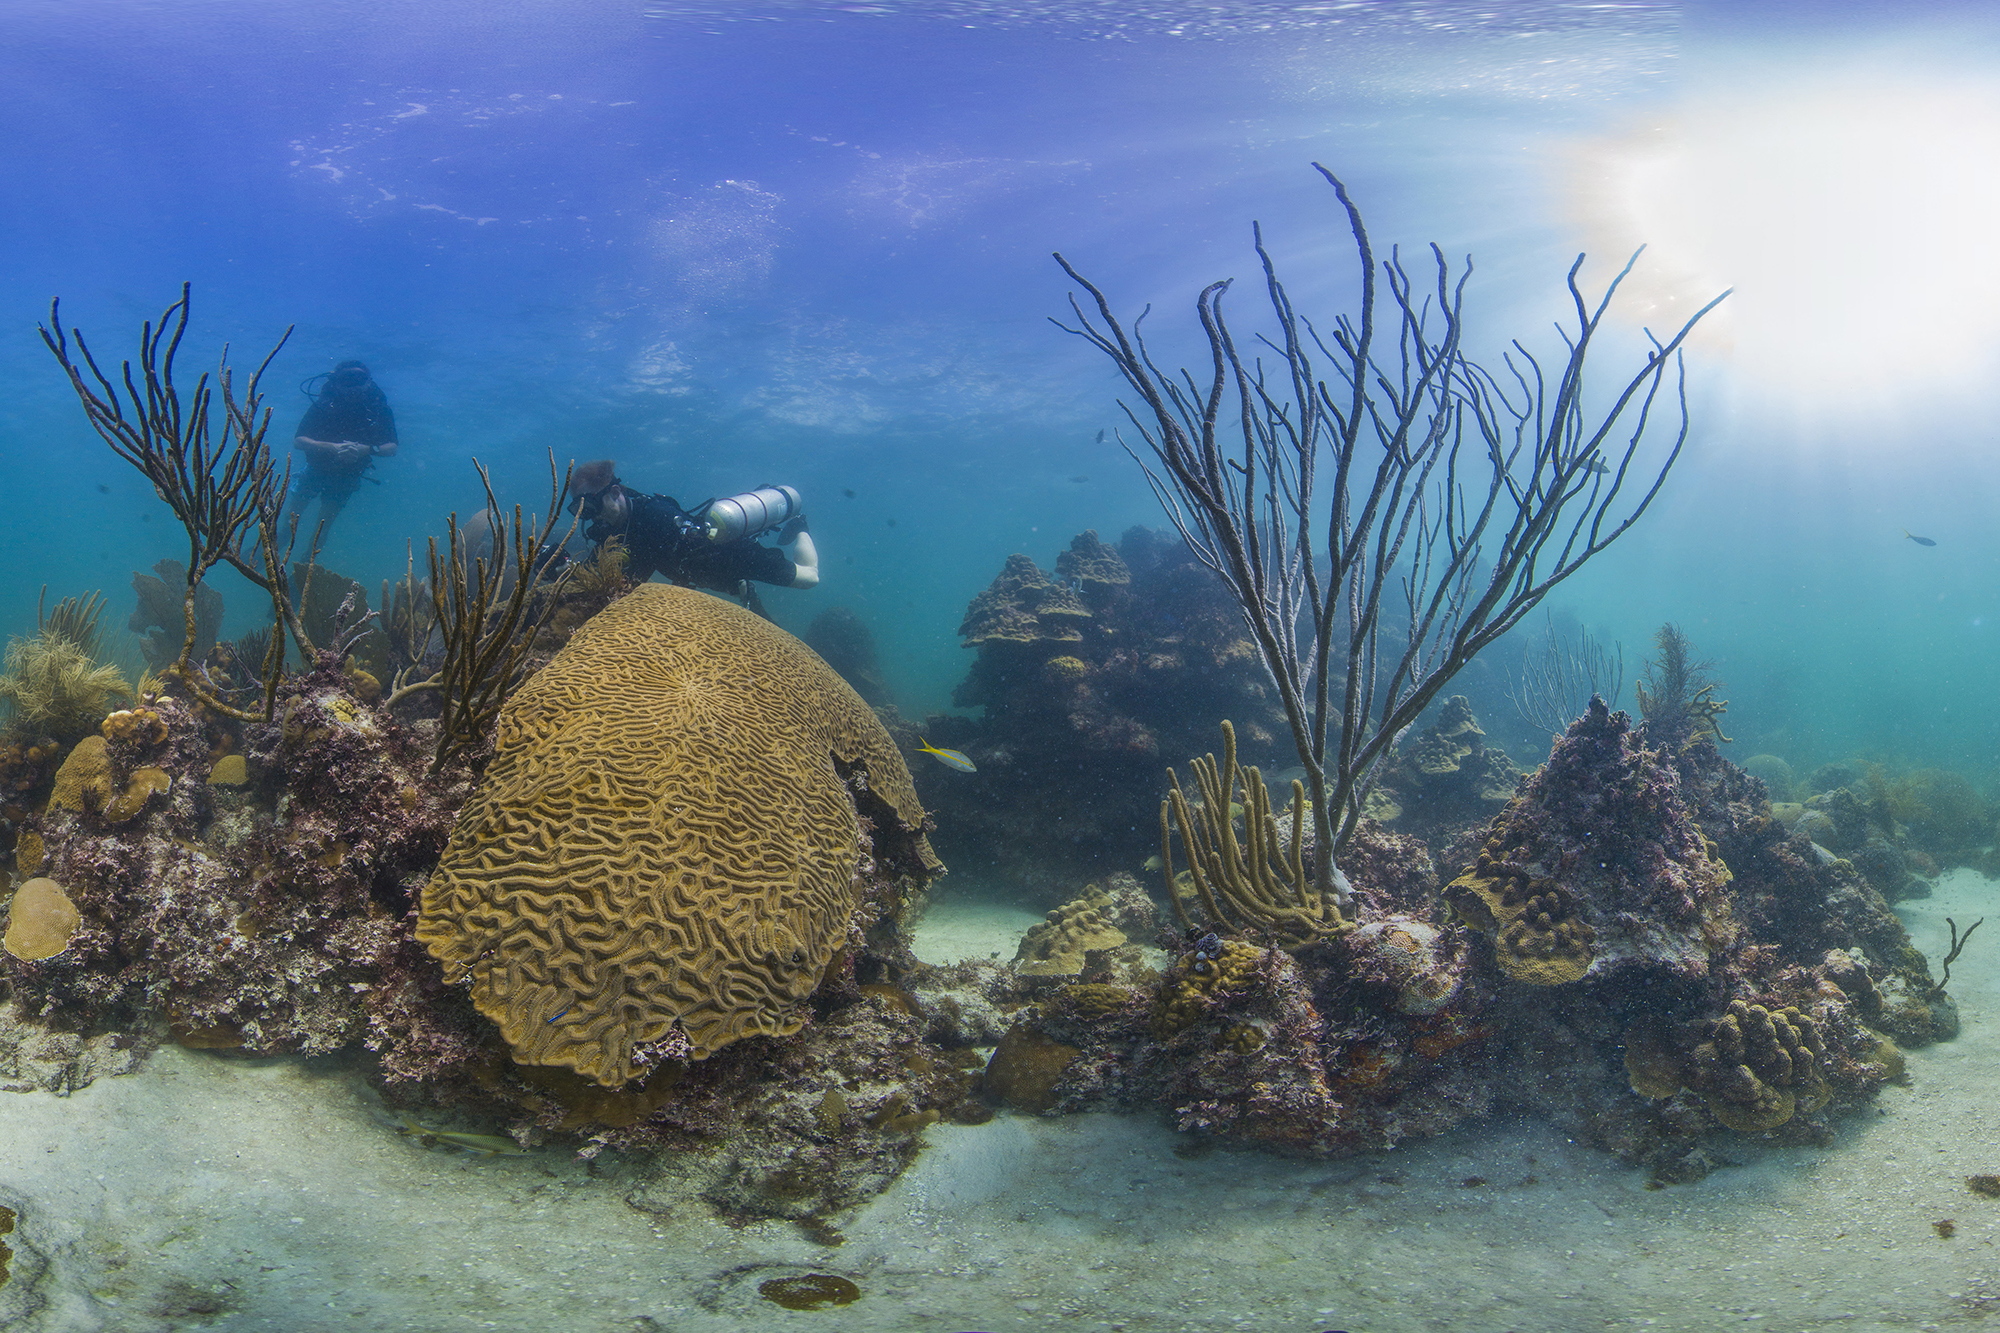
xmin=418 ymin=585 xmax=940 ymax=1086
xmin=2 ymin=878 xmax=81 ymax=961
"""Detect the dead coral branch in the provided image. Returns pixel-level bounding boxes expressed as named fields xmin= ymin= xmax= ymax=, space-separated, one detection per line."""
xmin=1056 ymin=165 xmax=1729 ymax=905
xmin=1162 ymin=719 xmax=1348 ymax=948
xmin=40 ymin=284 xmax=308 ymax=721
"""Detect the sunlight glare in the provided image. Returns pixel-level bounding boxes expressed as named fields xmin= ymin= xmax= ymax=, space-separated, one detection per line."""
xmin=1569 ymin=68 xmax=2000 ymax=410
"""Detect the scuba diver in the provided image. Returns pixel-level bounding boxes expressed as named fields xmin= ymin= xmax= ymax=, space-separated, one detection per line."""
xmin=567 ymin=459 xmax=818 ymax=614
xmin=287 ymin=360 xmax=398 ymax=541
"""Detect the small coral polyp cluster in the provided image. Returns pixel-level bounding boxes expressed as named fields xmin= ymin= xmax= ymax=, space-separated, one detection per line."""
xmin=985 ymin=697 xmax=1956 ymax=1178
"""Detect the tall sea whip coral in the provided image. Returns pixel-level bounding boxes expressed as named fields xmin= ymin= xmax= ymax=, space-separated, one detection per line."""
xmin=1055 ymin=166 xmax=1729 ymax=905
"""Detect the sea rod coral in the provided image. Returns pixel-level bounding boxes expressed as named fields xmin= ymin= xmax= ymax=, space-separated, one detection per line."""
xmin=1055 ymin=166 xmax=1729 ymax=900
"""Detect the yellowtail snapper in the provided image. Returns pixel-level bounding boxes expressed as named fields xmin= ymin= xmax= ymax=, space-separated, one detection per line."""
xmin=916 ymin=738 xmax=976 ymax=772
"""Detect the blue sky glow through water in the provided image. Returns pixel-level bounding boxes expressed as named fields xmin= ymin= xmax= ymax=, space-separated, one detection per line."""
xmin=4 ymin=0 xmax=1999 ymax=779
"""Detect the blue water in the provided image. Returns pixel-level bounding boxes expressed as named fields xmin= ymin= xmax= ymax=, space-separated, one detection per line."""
xmin=4 ymin=0 xmax=1999 ymax=777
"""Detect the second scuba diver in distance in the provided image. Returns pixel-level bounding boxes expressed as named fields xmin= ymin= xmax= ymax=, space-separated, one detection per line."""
xmin=288 ymin=359 xmax=399 ymax=543
xmin=566 ymin=459 xmax=819 ymax=616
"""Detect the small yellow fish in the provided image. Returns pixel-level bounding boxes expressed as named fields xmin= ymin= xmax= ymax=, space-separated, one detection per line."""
xmin=916 ymin=738 xmax=976 ymax=773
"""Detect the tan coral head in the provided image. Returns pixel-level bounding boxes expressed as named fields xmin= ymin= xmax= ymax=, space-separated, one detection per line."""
xmin=416 ymin=585 xmax=934 ymax=1087
xmin=4 ymin=877 xmax=82 ymax=961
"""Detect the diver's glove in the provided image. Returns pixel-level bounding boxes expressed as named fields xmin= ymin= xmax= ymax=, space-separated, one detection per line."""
xmin=777 ymin=513 xmax=810 ymax=544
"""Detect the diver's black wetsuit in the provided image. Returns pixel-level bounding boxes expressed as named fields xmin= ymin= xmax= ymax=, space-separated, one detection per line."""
xmin=289 ymin=379 xmax=398 ymax=527
xmin=612 ymin=492 xmax=800 ymax=592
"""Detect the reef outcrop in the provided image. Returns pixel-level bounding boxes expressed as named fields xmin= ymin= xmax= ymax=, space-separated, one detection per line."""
xmin=0 ymin=583 xmax=972 ymax=1227
xmin=923 ymin=527 xmax=1290 ymax=897
xmin=1367 ymin=695 xmax=1521 ymax=850
xmin=972 ymin=698 xmax=1956 ymax=1178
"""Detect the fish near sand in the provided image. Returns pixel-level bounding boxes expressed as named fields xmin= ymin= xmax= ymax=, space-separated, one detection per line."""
xmin=916 ymin=738 xmax=976 ymax=772
xmin=1904 ymin=529 xmax=1937 ymax=547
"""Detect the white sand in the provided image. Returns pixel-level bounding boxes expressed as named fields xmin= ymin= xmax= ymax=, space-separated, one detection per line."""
xmin=2 ymin=872 xmax=1995 ymax=1332
xmin=907 ymin=897 xmax=1045 ymax=966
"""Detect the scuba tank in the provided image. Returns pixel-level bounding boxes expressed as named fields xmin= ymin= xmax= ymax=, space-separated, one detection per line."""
xmin=696 ymin=484 xmax=802 ymax=544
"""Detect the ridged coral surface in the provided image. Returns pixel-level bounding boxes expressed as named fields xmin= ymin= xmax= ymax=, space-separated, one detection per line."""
xmin=417 ymin=586 xmax=929 ymax=1087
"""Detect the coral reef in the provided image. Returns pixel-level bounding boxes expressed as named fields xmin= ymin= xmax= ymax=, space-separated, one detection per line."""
xmin=1866 ymin=766 xmax=1991 ymax=861
xmin=1444 ymin=699 xmax=1732 ymax=984
xmin=957 ymin=553 xmax=1092 ymax=645
xmin=975 ymin=696 xmax=1954 ymax=1176
xmin=1749 ymin=758 xmax=1993 ymax=898
xmin=0 ymin=584 xmax=977 ymax=1227
xmin=0 ymin=532 xmax=1971 ymax=1218
xmin=4 ymin=664 xmax=464 ymax=1063
xmin=925 ymin=527 xmax=1290 ymax=896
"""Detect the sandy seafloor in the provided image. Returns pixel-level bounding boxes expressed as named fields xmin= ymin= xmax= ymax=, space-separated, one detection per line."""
xmin=3 ymin=876 xmax=1999 ymax=1333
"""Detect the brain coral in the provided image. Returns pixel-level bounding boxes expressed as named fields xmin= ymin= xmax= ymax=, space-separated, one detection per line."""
xmin=417 ymin=585 xmax=934 ymax=1087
